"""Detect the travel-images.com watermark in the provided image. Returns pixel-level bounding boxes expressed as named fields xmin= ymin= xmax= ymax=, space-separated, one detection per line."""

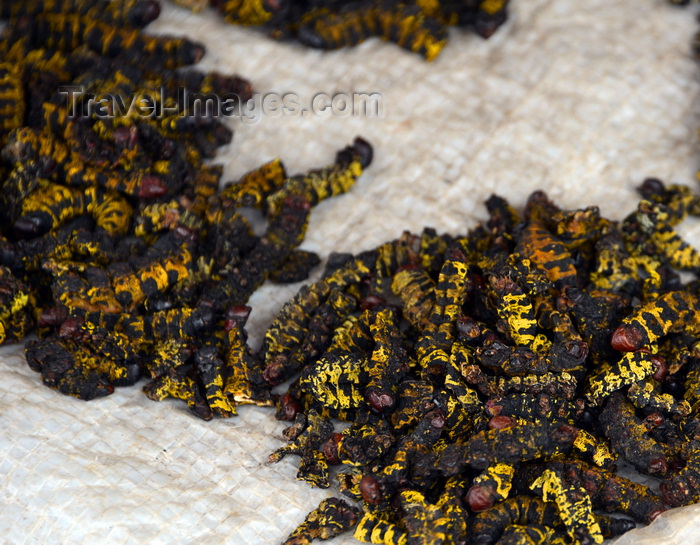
xmin=59 ymin=86 xmax=384 ymax=123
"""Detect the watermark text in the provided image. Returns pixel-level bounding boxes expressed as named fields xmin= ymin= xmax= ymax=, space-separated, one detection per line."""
xmin=59 ymin=86 xmax=384 ymax=124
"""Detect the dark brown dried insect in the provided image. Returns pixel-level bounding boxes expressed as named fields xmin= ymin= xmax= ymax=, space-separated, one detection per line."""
xmin=660 ymin=445 xmax=700 ymax=507
xmin=470 ymin=497 xmax=560 ymax=545
xmin=0 ymin=0 xmax=161 ymax=28
xmin=612 ymin=288 xmax=700 ymax=353
xmin=0 ymin=1 xmax=375 ymax=429
xmin=214 ymin=0 xmax=510 ymax=60
xmin=598 ymin=392 xmax=668 ymax=476
xmin=263 ymin=175 xmax=700 ymax=543
xmin=282 ymin=497 xmax=361 ymax=545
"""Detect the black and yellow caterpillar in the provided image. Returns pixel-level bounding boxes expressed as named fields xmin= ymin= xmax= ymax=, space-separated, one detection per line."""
xmin=297 ymin=3 xmax=448 ymax=61
xmin=0 ymin=0 xmax=161 ymax=28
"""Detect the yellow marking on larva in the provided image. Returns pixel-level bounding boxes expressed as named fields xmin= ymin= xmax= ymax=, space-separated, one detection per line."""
xmin=205 ymin=373 xmax=235 ymax=414
xmin=299 ymin=354 xmax=365 ymax=410
xmin=585 ymin=351 xmax=655 ymax=404
xmin=10 ymin=292 xmax=28 ymax=315
xmin=531 ymin=470 xmax=603 ymax=544
xmin=474 ymin=463 xmax=515 ymax=499
xmin=573 ymin=429 xmax=616 ymax=468
xmin=627 ymin=379 xmax=690 ymax=416
xmin=267 ymin=159 xmax=364 ymax=217
xmin=480 ymin=0 xmax=507 ymax=15
xmin=446 ymin=344 xmax=481 ymax=409
xmin=417 ymin=254 xmax=469 ymax=369
xmin=354 ymin=513 xmax=408 ymax=545
xmin=221 ymin=0 xmax=274 ymax=25
xmin=501 ymin=292 xmax=537 ymax=345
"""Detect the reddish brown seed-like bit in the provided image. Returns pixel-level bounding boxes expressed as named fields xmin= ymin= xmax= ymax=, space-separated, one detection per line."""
xmin=58 ymin=316 xmax=83 ymax=338
xmin=113 ymin=126 xmax=139 ymax=150
xmin=224 ymin=304 xmax=252 ymax=331
xmin=322 ymin=433 xmax=342 ymax=465
xmin=552 ymin=424 xmax=578 ymax=444
xmin=38 ymin=306 xmax=68 ymax=328
xmin=643 ymin=413 xmax=665 ymax=430
xmin=367 ymin=389 xmax=395 ymax=412
xmin=565 ymin=340 xmax=588 ymax=360
xmin=428 ymin=408 xmax=446 ymax=429
xmin=263 ymin=355 xmax=286 ymax=384
xmin=360 ymin=294 xmax=386 ymax=311
xmin=228 ymin=305 xmax=252 ymax=321
xmin=489 ymin=415 xmax=517 ymax=430
xmin=611 ymin=325 xmax=644 ymax=352
xmin=648 ymin=457 xmax=669 ymax=476
xmin=359 ymin=475 xmax=382 ymax=504
xmin=466 ymin=485 xmax=495 ymax=512
xmin=278 ymin=392 xmax=303 ymax=421
xmin=456 ymin=314 xmax=481 ymax=339
xmin=138 ymin=175 xmax=168 ymax=199
xmin=651 ymin=356 xmax=667 ymax=381
xmin=223 ymin=319 xmax=236 ymax=332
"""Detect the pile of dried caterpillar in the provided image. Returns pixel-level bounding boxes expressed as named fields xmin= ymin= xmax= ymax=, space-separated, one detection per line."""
xmin=269 ymin=179 xmax=700 ymax=545
xmin=191 ymin=0 xmax=510 ymax=61
xmin=0 ymin=0 xmax=373 ymax=419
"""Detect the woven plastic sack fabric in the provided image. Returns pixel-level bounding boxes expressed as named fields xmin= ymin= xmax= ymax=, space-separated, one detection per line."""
xmin=3 ymin=1 xmax=700 ymax=543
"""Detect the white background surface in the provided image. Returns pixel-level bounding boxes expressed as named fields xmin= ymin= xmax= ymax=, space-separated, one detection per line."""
xmin=3 ymin=1 xmax=700 ymax=543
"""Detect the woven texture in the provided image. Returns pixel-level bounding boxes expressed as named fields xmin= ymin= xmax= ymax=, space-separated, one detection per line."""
xmin=2 ymin=1 xmax=700 ymax=543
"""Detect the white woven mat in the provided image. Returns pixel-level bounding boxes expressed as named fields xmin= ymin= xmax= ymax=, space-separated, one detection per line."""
xmin=3 ymin=1 xmax=700 ymax=543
